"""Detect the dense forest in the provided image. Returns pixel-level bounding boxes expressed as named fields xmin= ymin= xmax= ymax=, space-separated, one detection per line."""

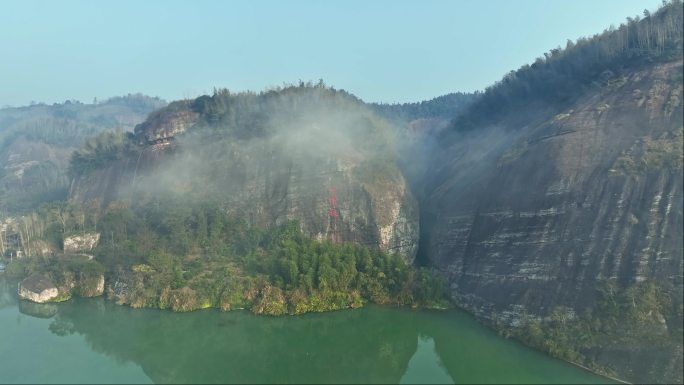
xmin=449 ymin=0 xmax=683 ymax=133
xmin=6 ymin=198 xmax=447 ymax=314
xmin=371 ymin=92 xmax=475 ymax=123
xmin=70 ymin=82 xmax=397 ymax=178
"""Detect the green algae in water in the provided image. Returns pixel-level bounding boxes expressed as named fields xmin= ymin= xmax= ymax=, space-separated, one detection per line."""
xmin=0 ymin=278 xmax=614 ymax=384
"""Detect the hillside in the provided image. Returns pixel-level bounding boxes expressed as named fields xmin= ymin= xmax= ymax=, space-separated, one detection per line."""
xmin=0 ymin=94 xmax=166 ymax=213
xmin=418 ymin=2 xmax=683 ymax=383
xmin=1 ymin=2 xmax=682 ymax=383
xmin=0 ymin=83 xmax=452 ymax=315
xmin=68 ymin=84 xmax=419 ymax=261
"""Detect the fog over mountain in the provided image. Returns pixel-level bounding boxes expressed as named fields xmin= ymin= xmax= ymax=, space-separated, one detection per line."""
xmin=1 ymin=1 xmax=682 ymax=384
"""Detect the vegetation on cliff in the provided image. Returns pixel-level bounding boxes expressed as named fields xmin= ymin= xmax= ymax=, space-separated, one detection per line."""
xmin=508 ymin=280 xmax=682 ymax=378
xmin=6 ymin=197 xmax=446 ymax=313
xmin=99 ymin=199 xmax=446 ymax=314
xmin=69 ymin=130 xmax=141 ymax=175
xmin=371 ymin=92 xmax=475 ymax=123
xmin=7 ymin=254 xmax=105 ymax=301
xmin=450 ymin=0 xmax=683 ymax=133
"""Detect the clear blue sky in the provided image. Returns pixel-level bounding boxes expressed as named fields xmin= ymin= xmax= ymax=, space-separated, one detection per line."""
xmin=0 ymin=0 xmax=663 ymax=107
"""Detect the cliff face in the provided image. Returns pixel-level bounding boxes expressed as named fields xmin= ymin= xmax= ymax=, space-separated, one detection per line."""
xmin=69 ymin=88 xmax=419 ymax=261
xmin=421 ymin=60 xmax=683 ymax=382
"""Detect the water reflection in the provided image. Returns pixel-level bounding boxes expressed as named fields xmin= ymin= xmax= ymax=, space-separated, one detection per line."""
xmin=1 ymin=277 xmax=612 ymax=384
xmin=46 ymin=299 xmax=420 ymax=384
xmin=0 ymin=278 xmax=14 ymax=311
xmin=400 ymin=335 xmax=454 ymax=384
xmin=18 ymin=301 xmax=58 ymax=319
xmin=45 ymin=300 xmax=612 ymax=384
xmin=0 ymin=278 xmax=152 ymax=384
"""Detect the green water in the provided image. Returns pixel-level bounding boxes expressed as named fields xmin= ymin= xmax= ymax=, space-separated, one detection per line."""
xmin=0 ymin=278 xmax=612 ymax=384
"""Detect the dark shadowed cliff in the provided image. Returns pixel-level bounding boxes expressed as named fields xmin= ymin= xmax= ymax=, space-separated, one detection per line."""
xmin=418 ymin=2 xmax=683 ymax=382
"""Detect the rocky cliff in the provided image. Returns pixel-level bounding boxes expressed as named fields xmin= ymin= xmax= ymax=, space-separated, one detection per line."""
xmin=421 ymin=59 xmax=683 ymax=382
xmin=69 ymin=87 xmax=419 ymax=261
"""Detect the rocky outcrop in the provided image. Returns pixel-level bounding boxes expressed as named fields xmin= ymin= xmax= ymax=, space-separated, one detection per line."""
xmin=421 ymin=60 xmax=683 ymax=383
xmin=63 ymin=232 xmax=100 ymax=253
xmin=78 ymin=273 xmax=105 ymax=297
xmin=18 ymin=274 xmax=59 ymax=303
xmin=17 ymin=262 xmax=105 ymax=303
xmin=134 ymin=100 xmax=198 ymax=143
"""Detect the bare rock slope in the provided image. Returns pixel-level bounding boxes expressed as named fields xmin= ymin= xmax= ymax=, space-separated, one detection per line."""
xmin=422 ymin=60 xmax=683 ymax=383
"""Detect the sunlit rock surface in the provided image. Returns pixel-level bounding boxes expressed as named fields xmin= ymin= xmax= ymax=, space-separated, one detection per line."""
xmin=18 ymin=275 xmax=59 ymax=303
xmin=63 ymin=232 xmax=100 ymax=253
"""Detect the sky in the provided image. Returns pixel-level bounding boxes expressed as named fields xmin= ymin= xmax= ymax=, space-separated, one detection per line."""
xmin=0 ymin=0 xmax=664 ymax=107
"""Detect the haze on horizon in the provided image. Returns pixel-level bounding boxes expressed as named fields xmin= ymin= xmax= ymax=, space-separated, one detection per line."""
xmin=0 ymin=0 xmax=663 ymax=107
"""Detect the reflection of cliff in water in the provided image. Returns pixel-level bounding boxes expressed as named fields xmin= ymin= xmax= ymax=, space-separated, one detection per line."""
xmin=400 ymin=335 xmax=453 ymax=384
xmin=0 ymin=278 xmax=14 ymax=311
xmin=0 ymin=274 xmax=616 ymax=385
xmin=48 ymin=299 xmax=421 ymax=384
xmin=18 ymin=300 xmax=58 ymax=319
xmin=44 ymin=297 xmax=611 ymax=384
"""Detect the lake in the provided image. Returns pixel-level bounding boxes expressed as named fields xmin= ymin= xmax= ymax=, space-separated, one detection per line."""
xmin=0 ymin=277 xmax=612 ymax=384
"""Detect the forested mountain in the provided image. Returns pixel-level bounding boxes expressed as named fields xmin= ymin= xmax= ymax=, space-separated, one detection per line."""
xmin=418 ymin=1 xmax=683 ymax=383
xmin=68 ymin=83 xmax=419 ymax=263
xmin=4 ymin=83 xmax=446 ymax=316
xmin=0 ymin=94 xmax=166 ymax=213
xmin=448 ymin=0 xmax=683 ymax=134
xmin=372 ymin=92 xmax=475 ymax=123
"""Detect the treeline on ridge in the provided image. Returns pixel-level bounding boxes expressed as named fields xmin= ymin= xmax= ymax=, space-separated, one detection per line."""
xmin=451 ymin=0 xmax=684 ymax=132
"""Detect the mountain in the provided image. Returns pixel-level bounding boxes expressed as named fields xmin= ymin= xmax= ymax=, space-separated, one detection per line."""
xmin=68 ymin=84 xmax=419 ymax=261
xmin=2 ymin=2 xmax=682 ymax=382
xmin=0 ymin=94 xmax=166 ymax=213
xmin=417 ymin=2 xmax=683 ymax=383
xmin=15 ymin=83 xmax=450 ymax=315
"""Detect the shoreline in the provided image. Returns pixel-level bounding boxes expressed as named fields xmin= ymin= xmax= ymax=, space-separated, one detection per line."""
xmin=565 ymin=360 xmax=630 ymax=385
